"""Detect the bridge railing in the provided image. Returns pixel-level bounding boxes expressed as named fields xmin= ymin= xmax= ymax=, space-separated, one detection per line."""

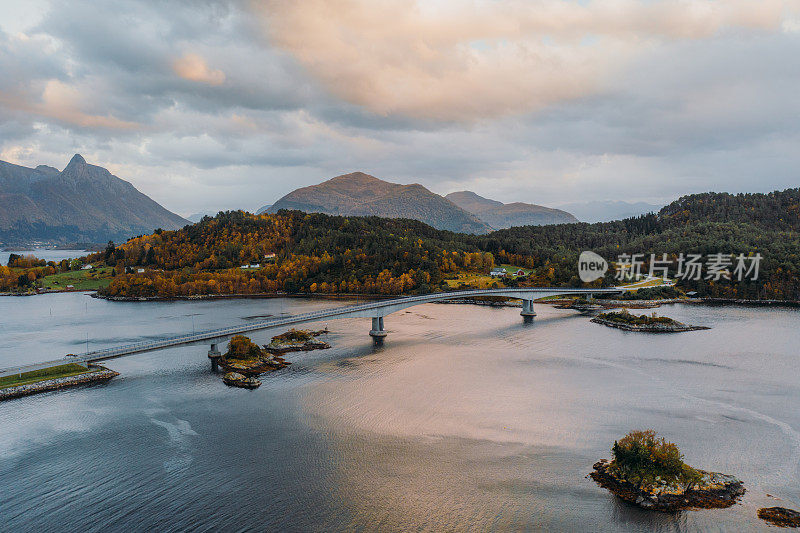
xmin=73 ymin=287 xmax=624 ymax=360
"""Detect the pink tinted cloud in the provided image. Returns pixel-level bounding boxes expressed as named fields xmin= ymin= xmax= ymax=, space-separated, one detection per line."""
xmin=253 ymin=0 xmax=798 ymax=121
xmin=173 ymin=53 xmax=226 ymax=86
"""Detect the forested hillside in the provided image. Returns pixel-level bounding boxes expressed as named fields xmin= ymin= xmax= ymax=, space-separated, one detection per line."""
xmin=5 ymin=188 xmax=799 ymax=301
xmin=97 ymin=211 xmax=493 ymax=297
xmin=472 ymin=189 xmax=800 ymax=299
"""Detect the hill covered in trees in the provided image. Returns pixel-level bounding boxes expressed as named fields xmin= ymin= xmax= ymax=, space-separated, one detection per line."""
xmin=5 ymin=188 xmax=799 ymax=301
xmin=96 ymin=211 xmax=493 ymax=298
xmin=472 ymin=188 xmax=800 ymax=299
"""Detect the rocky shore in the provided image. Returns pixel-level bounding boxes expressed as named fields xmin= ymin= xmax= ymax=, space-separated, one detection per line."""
xmin=264 ymin=328 xmax=330 ymax=354
xmin=435 ymin=298 xmax=519 ymax=307
xmin=590 ymin=459 xmax=745 ymax=511
xmin=758 ymin=507 xmax=800 ymax=527
xmin=219 ymin=353 xmax=291 ymax=375
xmin=222 ymin=372 xmax=261 ymax=389
xmin=218 ymin=330 xmax=330 ymax=389
xmin=264 ymin=339 xmax=330 ymax=354
xmin=0 ymin=367 xmax=119 ymax=401
xmin=94 ymin=292 xmax=391 ymax=302
xmin=552 ymin=298 xmax=685 ymax=310
xmin=591 ymin=316 xmax=710 ymax=332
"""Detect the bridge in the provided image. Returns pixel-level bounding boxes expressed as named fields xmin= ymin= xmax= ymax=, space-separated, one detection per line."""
xmin=0 ymin=287 xmax=625 ymax=377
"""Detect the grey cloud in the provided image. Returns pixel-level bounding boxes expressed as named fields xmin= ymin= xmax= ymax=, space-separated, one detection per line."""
xmin=1 ymin=0 xmax=799 ymax=216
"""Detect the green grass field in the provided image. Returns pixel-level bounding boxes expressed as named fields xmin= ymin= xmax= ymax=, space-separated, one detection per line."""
xmin=443 ymin=264 xmax=533 ymax=289
xmin=443 ymin=272 xmax=503 ymax=289
xmin=40 ymin=267 xmax=114 ymax=291
xmin=0 ymin=363 xmax=95 ymax=389
xmin=498 ymin=264 xmax=534 ymax=276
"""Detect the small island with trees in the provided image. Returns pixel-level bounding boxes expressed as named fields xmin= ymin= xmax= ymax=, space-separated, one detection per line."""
xmin=591 ymin=309 xmax=709 ymax=332
xmin=219 ymin=329 xmax=330 ymax=389
xmin=590 ymin=430 xmax=745 ymax=511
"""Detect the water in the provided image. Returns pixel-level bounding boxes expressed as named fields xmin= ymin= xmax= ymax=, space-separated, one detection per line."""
xmin=1 ymin=294 xmax=798 ymax=531
xmin=0 ymin=249 xmax=88 ymax=266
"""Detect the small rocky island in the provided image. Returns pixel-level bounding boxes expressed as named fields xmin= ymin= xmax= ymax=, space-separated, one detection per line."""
xmin=219 ymin=329 xmax=330 ymax=389
xmin=591 ymin=310 xmax=709 ymax=332
xmin=590 ymin=430 xmax=745 ymax=511
xmin=758 ymin=507 xmax=800 ymax=528
xmin=264 ymin=328 xmax=330 ymax=354
xmin=555 ymin=297 xmax=605 ymax=312
xmin=219 ymin=334 xmax=291 ymax=389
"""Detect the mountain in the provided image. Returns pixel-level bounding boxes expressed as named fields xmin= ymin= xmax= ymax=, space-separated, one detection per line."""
xmin=267 ymin=172 xmax=492 ymax=234
xmin=0 ymin=154 xmax=189 ymax=244
xmin=187 ymin=212 xmax=217 ymax=223
xmin=256 ymin=204 xmax=271 ymax=215
xmin=554 ymin=200 xmax=661 ymax=223
xmin=445 ymin=190 xmax=577 ymax=228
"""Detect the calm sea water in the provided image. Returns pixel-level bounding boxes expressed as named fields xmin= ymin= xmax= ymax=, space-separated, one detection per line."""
xmin=0 ymin=249 xmax=87 ymax=266
xmin=1 ymin=294 xmax=798 ymax=531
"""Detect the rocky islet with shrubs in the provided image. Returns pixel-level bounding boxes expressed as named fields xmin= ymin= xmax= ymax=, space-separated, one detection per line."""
xmin=219 ymin=329 xmax=330 ymax=389
xmin=590 ymin=430 xmax=745 ymax=511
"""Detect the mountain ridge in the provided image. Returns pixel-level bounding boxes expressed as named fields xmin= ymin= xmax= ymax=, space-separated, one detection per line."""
xmin=445 ymin=190 xmax=577 ymax=228
xmin=267 ymin=172 xmax=493 ymax=234
xmin=0 ymin=154 xmax=189 ymax=244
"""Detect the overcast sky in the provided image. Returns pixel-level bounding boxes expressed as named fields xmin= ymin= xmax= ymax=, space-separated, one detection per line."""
xmin=1 ymin=0 xmax=799 ymax=216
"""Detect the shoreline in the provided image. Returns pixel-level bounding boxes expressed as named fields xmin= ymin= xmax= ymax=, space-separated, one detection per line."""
xmin=0 ymin=288 xmax=96 ymax=297
xmin=0 ymin=367 xmax=119 ymax=401
xmin=4 ymin=288 xmax=800 ymax=309
xmin=590 ymin=317 xmax=710 ymax=332
xmin=92 ymin=292 xmax=393 ymax=302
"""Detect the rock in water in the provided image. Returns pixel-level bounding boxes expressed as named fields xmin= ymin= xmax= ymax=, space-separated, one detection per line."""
xmin=758 ymin=507 xmax=800 ymax=528
xmin=590 ymin=460 xmax=745 ymax=511
xmin=222 ymin=372 xmax=261 ymax=389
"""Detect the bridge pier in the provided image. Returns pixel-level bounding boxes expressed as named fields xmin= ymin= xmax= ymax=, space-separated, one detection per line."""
xmin=520 ymin=299 xmax=536 ymax=323
xmin=208 ymin=343 xmax=222 ymax=371
xmin=369 ymin=316 xmax=387 ymax=346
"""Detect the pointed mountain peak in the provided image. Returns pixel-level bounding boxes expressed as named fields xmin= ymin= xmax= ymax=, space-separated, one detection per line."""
xmin=64 ymin=153 xmax=87 ymax=172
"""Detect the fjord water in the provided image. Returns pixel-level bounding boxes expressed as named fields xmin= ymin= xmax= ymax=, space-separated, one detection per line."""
xmin=0 ymin=249 xmax=87 ymax=266
xmin=1 ymin=294 xmax=798 ymax=531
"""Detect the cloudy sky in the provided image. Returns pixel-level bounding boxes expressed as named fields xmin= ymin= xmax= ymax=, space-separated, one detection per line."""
xmin=1 ymin=0 xmax=799 ymax=216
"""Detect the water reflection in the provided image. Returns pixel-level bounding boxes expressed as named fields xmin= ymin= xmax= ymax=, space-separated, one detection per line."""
xmin=0 ymin=294 xmax=798 ymax=531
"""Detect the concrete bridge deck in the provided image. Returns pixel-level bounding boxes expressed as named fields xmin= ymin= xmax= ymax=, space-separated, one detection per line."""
xmin=0 ymin=287 xmax=624 ymax=377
